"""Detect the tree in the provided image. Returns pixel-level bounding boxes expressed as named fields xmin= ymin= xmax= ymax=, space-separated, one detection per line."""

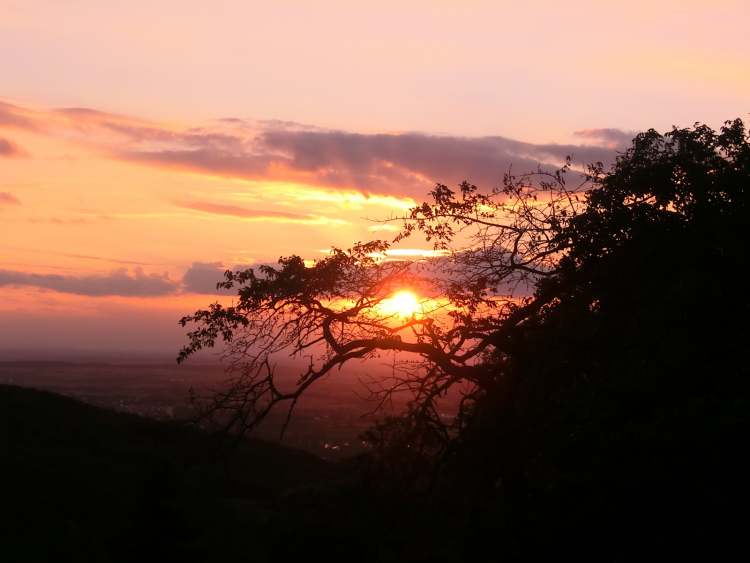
xmin=177 ymin=119 xmax=748 ymax=463
xmin=177 ymin=162 xmax=582 ymax=435
xmin=177 ymin=118 xmax=748 ymax=558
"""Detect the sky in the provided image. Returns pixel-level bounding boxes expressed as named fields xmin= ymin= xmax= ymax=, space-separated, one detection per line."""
xmin=1 ymin=0 xmax=748 ymax=354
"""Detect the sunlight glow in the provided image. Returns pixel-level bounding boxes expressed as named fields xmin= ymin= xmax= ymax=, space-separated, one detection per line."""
xmin=378 ymin=290 xmax=422 ymax=319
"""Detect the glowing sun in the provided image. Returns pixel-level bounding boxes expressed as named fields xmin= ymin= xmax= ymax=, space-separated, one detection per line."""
xmin=379 ymin=290 xmax=421 ymax=318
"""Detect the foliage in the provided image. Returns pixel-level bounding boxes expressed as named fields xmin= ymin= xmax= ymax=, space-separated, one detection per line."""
xmin=439 ymin=119 xmax=749 ymax=555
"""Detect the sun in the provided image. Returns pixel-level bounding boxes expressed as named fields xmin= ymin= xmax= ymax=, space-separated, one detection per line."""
xmin=379 ymin=290 xmax=421 ymax=319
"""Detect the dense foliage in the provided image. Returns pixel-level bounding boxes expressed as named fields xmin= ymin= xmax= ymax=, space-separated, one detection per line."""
xmin=436 ymin=120 xmax=749 ymax=556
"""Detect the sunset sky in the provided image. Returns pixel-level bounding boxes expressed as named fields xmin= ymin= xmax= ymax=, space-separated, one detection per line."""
xmin=1 ymin=0 xmax=748 ymax=354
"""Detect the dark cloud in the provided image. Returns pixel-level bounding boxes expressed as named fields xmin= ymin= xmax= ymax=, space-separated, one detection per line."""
xmin=117 ymin=127 xmax=619 ymax=198
xmin=0 ymin=137 xmax=26 ymax=157
xmin=0 ymin=192 xmax=21 ymax=205
xmin=573 ymin=128 xmax=635 ymax=148
xmin=262 ymin=130 xmax=617 ymax=193
xmin=263 ymin=131 xmax=624 ymax=193
xmin=176 ymin=200 xmax=313 ymax=221
xmin=182 ymin=262 xmax=235 ymax=294
xmin=0 ymin=267 xmax=178 ymax=297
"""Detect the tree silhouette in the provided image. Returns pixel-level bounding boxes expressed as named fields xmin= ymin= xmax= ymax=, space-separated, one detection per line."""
xmin=177 ymin=160 xmax=586 ymax=437
xmin=178 ymin=118 xmax=748 ymax=479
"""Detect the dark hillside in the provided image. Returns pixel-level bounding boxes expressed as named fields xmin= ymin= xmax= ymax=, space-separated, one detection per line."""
xmin=0 ymin=384 xmax=335 ymax=562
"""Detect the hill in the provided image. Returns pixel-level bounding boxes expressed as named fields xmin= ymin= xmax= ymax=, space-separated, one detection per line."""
xmin=0 ymin=384 xmax=335 ymax=562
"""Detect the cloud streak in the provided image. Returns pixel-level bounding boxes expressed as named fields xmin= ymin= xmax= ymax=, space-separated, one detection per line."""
xmin=261 ymin=130 xmax=618 ymax=194
xmin=118 ymin=129 xmax=619 ymax=198
xmin=0 ymin=267 xmax=178 ymax=297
